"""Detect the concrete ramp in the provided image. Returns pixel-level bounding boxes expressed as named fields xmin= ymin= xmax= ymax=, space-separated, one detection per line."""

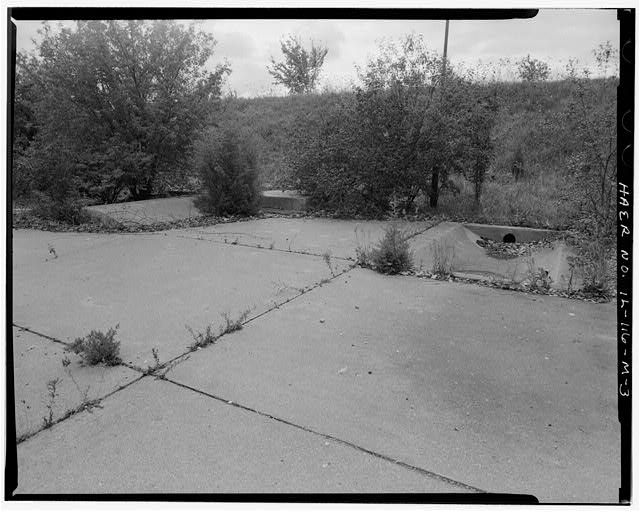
xmin=411 ymin=222 xmax=576 ymax=290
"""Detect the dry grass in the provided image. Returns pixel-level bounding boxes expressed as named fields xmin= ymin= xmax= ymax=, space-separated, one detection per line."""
xmin=431 ymin=172 xmax=576 ymax=230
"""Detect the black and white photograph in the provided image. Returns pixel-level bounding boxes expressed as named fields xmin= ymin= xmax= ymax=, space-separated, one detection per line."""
xmin=6 ymin=3 xmax=632 ymax=505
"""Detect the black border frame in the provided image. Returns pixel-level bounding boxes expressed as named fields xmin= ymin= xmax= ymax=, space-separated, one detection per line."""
xmin=5 ymin=6 xmax=631 ymax=505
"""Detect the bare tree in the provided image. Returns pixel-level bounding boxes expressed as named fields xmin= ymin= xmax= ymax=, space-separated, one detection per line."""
xmin=267 ymin=36 xmax=328 ymax=94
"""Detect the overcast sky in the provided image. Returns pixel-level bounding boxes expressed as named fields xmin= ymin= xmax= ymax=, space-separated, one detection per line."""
xmin=14 ymin=9 xmax=619 ymax=97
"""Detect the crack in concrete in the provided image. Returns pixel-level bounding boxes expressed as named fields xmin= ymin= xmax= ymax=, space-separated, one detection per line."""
xmin=175 ymin=233 xmax=356 ymax=261
xmin=13 ymin=324 xmax=70 ymax=347
xmin=12 ymin=220 xmax=488 ymax=492
xmin=11 ymin=263 xmax=358 ymax=444
xmin=163 ymin=375 xmax=486 ymax=494
xmin=15 ymin=373 xmax=147 ymax=445
xmin=176 ymin=219 xmax=439 ymax=262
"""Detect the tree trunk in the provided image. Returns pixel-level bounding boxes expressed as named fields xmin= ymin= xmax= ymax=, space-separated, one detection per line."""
xmin=429 ymin=168 xmax=439 ymax=208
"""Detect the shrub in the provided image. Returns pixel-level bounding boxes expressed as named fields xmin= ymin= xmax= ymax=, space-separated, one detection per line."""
xmin=370 ymin=225 xmax=413 ymax=274
xmin=68 ymin=325 xmax=121 ymax=366
xmin=193 ymin=126 xmax=260 ymax=216
xmin=566 ymin=232 xmax=614 ymax=297
xmin=29 ymin=190 xmax=88 ymax=224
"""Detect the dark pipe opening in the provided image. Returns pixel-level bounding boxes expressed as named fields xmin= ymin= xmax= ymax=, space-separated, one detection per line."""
xmin=503 ymin=233 xmax=516 ymax=243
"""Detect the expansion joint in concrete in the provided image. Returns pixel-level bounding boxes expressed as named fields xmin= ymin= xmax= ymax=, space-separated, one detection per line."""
xmin=162 ymin=376 xmax=486 ymax=494
xmin=13 ymin=324 xmax=71 ymax=347
xmin=176 ymin=234 xmax=356 ymax=262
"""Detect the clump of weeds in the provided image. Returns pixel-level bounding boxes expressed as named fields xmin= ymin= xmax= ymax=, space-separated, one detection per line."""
xmin=67 ymin=325 xmax=121 ymax=366
xmin=370 ymin=225 xmax=413 ymax=275
xmin=521 ymin=251 xmax=553 ymax=292
xmin=187 ymin=308 xmax=253 ymax=351
xmin=186 ymin=324 xmax=218 ymax=351
xmin=431 ymin=240 xmax=456 ymax=279
xmin=221 ymin=308 xmax=252 ymax=334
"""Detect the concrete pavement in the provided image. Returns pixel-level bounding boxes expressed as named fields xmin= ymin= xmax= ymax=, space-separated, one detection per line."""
xmin=10 ymin=217 xmax=619 ymax=501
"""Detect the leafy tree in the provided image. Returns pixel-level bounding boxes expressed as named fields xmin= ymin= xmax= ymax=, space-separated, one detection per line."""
xmin=517 ymin=54 xmax=550 ymax=82
xmin=462 ymin=95 xmax=498 ymax=202
xmin=356 ymin=35 xmax=496 ymax=208
xmin=12 ymin=53 xmax=40 ymax=199
xmin=18 ymin=20 xmax=229 ymax=205
xmin=288 ymin=34 xmax=497 ymax=213
xmin=267 ymin=35 xmax=328 ymax=95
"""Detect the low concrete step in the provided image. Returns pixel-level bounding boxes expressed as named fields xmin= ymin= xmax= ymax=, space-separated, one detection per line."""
xmin=260 ymin=190 xmax=308 ymax=211
xmin=83 ymin=191 xmax=310 ymax=226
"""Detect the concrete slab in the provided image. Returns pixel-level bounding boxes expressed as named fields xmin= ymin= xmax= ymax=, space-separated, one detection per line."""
xmin=410 ymin=222 xmax=577 ymax=290
xmin=15 ymin=377 xmax=473 ymax=494
xmin=12 ymin=327 xmax=139 ymax=439
xmin=84 ymin=196 xmax=202 ymax=226
xmin=181 ymin=217 xmax=429 ymax=260
xmin=13 ymin=229 xmax=350 ymax=367
xmin=167 ymin=269 xmax=618 ymax=503
xmin=261 ymin=190 xmax=308 ymax=211
xmin=12 ymin=229 xmax=129 ymax=268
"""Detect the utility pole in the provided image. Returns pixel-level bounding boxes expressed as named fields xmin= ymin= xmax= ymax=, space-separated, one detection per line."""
xmin=430 ymin=19 xmax=450 ymax=209
xmin=442 ymin=19 xmax=450 ymax=79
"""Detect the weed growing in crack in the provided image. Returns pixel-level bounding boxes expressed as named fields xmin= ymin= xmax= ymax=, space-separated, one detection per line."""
xmin=186 ymin=308 xmax=253 ymax=351
xmin=157 ymin=354 xmax=190 ymax=379
xmin=139 ymin=347 xmax=163 ymax=375
xmin=318 ymin=277 xmax=332 ymax=286
xmin=42 ymin=378 xmax=61 ymax=428
xmin=322 ymin=251 xmax=336 ymax=277
xmin=186 ymin=324 xmax=218 ymax=351
xmin=221 ymin=308 xmax=252 ymax=334
xmin=67 ymin=325 xmax=121 ymax=366
xmin=61 ymin=358 xmax=91 ymax=405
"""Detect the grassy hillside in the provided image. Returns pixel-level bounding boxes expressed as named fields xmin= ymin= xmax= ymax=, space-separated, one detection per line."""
xmin=214 ymin=78 xmax=613 ymax=231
